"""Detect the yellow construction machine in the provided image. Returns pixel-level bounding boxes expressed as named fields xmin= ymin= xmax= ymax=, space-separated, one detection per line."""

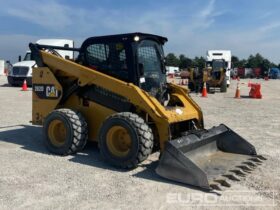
xmin=29 ymin=33 xmax=265 ymax=191
xmin=204 ymin=60 xmax=228 ymax=92
xmin=188 ymin=64 xmax=227 ymax=93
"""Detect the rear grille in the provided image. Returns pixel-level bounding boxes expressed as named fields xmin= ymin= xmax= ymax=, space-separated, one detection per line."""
xmin=13 ymin=77 xmax=26 ymax=81
xmin=12 ymin=66 xmax=29 ymax=76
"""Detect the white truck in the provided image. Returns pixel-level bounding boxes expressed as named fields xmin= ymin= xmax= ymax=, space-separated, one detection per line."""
xmin=206 ymin=50 xmax=232 ymax=87
xmin=166 ymin=66 xmax=180 ymax=76
xmin=8 ymin=39 xmax=74 ymax=86
xmin=0 ymin=60 xmax=5 ymax=76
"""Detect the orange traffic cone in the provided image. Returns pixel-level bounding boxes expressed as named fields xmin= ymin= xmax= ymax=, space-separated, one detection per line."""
xmin=21 ymin=79 xmax=28 ymax=91
xmin=235 ymin=83 xmax=241 ymax=99
xmin=201 ymin=82 xmax=208 ymax=97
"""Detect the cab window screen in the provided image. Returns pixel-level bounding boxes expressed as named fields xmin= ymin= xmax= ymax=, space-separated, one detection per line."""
xmin=86 ymin=44 xmax=108 ymax=63
xmin=86 ymin=42 xmax=128 ymax=80
xmin=138 ymin=45 xmax=161 ymax=73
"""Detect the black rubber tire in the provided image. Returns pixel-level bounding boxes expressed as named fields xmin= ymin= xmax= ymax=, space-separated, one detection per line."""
xmin=7 ymin=76 xmax=15 ymax=87
xmin=43 ymin=108 xmax=88 ymax=155
xmin=99 ymin=112 xmax=154 ymax=169
xmin=220 ymin=78 xmax=227 ymax=93
xmin=8 ymin=82 xmax=15 ymax=87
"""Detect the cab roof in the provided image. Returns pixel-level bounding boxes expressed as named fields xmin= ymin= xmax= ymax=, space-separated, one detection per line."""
xmin=81 ymin=32 xmax=168 ymax=47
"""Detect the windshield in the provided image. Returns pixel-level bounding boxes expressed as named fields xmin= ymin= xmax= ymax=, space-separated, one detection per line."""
xmin=23 ymin=52 xmax=33 ymax=61
xmin=212 ymin=60 xmax=225 ymax=71
xmin=137 ymin=40 xmax=166 ymax=96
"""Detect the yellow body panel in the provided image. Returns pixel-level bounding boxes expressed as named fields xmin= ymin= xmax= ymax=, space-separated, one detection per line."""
xmin=188 ymin=68 xmax=226 ymax=87
xmin=32 ymin=51 xmax=204 ymax=151
xmin=63 ymin=94 xmax=116 ymax=141
xmin=203 ymin=68 xmax=225 ymax=86
xmin=32 ymin=67 xmax=63 ymax=125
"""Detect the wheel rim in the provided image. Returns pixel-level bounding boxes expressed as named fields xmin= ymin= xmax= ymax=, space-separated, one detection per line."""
xmin=48 ymin=119 xmax=67 ymax=147
xmin=106 ymin=125 xmax=132 ymax=157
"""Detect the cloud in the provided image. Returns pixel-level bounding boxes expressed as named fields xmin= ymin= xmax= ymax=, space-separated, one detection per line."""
xmin=0 ymin=34 xmax=41 ymax=62
xmin=4 ymin=0 xmax=82 ymax=31
xmin=0 ymin=0 xmax=221 ymax=33
xmin=0 ymin=0 xmax=280 ymax=63
xmin=200 ymin=0 xmax=216 ymax=18
xmin=259 ymin=22 xmax=280 ymax=32
xmin=193 ymin=0 xmax=226 ymax=29
xmin=258 ymin=11 xmax=273 ymax=20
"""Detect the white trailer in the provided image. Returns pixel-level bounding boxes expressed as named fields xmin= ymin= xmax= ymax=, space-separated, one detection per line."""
xmin=8 ymin=39 xmax=74 ymax=86
xmin=206 ymin=50 xmax=232 ymax=86
xmin=0 ymin=60 xmax=4 ymax=76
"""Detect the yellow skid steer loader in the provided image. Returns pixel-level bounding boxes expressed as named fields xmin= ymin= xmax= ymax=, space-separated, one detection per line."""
xmin=29 ymin=33 xmax=265 ymax=191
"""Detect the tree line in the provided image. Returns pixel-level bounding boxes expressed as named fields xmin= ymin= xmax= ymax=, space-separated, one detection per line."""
xmin=165 ymin=53 xmax=279 ymax=70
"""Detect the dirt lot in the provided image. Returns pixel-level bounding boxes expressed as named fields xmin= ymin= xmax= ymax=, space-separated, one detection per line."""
xmin=0 ymin=75 xmax=279 ymax=209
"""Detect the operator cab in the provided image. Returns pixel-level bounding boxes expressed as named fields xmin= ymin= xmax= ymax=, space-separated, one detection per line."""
xmin=78 ymin=33 xmax=168 ymax=98
xmin=212 ymin=59 xmax=226 ymax=71
xmin=207 ymin=59 xmax=226 ymax=79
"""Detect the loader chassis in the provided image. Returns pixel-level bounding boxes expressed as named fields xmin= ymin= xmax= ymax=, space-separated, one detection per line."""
xmin=30 ymin=33 xmax=264 ymax=191
xmin=205 ymin=59 xmax=227 ymax=91
xmin=31 ymin=33 xmax=203 ymax=151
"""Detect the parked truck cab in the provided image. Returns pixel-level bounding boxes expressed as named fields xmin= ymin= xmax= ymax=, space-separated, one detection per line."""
xmin=8 ymin=39 xmax=74 ymax=86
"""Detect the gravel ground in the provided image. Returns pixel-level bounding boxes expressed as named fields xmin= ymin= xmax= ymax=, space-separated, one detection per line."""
xmin=0 ymin=75 xmax=279 ymax=209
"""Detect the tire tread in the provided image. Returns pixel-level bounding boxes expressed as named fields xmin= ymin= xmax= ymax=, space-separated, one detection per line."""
xmin=99 ymin=112 xmax=153 ymax=169
xmin=44 ymin=108 xmax=88 ymax=155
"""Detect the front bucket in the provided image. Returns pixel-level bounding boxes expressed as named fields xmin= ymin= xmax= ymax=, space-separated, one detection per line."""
xmin=156 ymin=124 xmax=266 ymax=191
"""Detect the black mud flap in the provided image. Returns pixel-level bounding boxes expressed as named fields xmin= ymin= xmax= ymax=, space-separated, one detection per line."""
xmin=156 ymin=124 xmax=266 ymax=191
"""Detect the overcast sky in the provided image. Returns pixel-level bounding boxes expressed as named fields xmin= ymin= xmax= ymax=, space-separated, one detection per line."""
xmin=0 ymin=0 xmax=280 ymax=63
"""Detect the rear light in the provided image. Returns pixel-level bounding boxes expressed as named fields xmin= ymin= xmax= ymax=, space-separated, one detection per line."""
xmin=82 ymin=99 xmax=89 ymax=107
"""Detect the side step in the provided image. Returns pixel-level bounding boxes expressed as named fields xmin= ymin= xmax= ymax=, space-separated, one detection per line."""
xmin=156 ymin=124 xmax=266 ymax=191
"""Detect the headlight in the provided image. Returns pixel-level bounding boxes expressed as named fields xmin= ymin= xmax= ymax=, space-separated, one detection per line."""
xmin=134 ymin=36 xmax=140 ymax=42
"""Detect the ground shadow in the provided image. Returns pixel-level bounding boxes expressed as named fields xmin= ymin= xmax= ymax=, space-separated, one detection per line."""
xmin=0 ymin=125 xmax=134 ymax=173
xmin=0 ymin=83 xmax=13 ymax=87
xmin=69 ymin=142 xmax=128 ymax=173
xmin=0 ymin=82 xmax=31 ymax=88
xmin=71 ymin=146 xmax=215 ymax=193
xmin=224 ymin=95 xmax=253 ymax=99
xmin=0 ymin=125 xmax=47 ymax=154
xmin=0 ymin=125 xmax=216 ymax=192
xmin=0 ymin=83 xmax=25 ymax=88
xmin=240 ymin=95 xmax=253 ymax=99
xmin=133 ymin=161 xmax=217 ymax=194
